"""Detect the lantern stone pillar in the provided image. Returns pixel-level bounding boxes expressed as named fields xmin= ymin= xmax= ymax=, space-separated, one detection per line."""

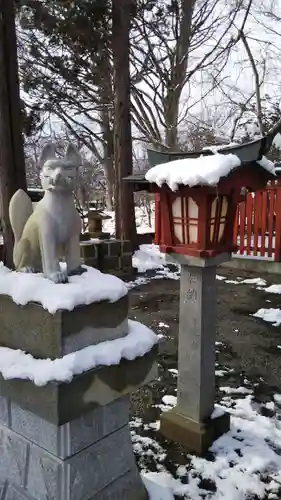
xmin=160 ymin=253 xmax=230 ymax=455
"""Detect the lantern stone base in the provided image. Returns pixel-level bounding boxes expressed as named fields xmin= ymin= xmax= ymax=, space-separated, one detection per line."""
xmin=160 ymin=407 xmax=230 ymax=456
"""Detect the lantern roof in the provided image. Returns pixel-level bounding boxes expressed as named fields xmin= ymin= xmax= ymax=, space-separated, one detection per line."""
xmin=145 ymin=153 xmax=275 ymax=191
xmin=124 ymin=134 xmax=277 ymax=191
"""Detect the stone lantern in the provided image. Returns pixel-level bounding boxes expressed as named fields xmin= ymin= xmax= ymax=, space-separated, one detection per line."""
xmin=88 ymin=209 xmax=111 ymax=239
xmin=124 ymin=136 xmax=276 ymax=454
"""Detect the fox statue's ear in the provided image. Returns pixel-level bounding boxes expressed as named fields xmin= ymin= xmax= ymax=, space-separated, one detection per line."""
xmin=39 ymin=142 xmax=56 ymax=168
xmin=65 ymin=143 xmax=82 ymax=168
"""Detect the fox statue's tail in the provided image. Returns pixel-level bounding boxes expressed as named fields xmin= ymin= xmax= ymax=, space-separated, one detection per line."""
xmin=9 ymin=189 xmax=33 ymax=245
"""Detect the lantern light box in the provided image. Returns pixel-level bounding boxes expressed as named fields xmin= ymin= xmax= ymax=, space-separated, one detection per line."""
xmin=124 ymin=140 xmax=276 ymax=260
xmin=156 ymin=187 xmax=231 ymax=258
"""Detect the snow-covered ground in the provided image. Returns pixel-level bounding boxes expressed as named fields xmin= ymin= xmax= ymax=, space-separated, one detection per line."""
xmin=128 ymin=243 xmax=281 ymax=499
xmin=253 ymin=308 xmax=281 ymax=327
xmin=139 ymin=386 xmax=281 ymax=500
xmin=103 ymin=204 xmax=155 ymax=235
xmin=130 ymin=244 xmax=269 ymax=290
xmin=250 ymin=281 xmax=281 ymax=329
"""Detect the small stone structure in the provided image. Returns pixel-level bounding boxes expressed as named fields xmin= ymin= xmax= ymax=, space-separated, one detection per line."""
xmin=87 ymin=210 xmax=111 ymax=239
xmin=80 ymin=239 xmax=133 ymax=275
xmin=0 ymin=275 xmax=156 ymax=498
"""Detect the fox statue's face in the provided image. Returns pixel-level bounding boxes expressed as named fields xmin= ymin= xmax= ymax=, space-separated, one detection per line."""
xmin=39 ymin=143 xmax=81 ymax=193
xmin=40 ymin=159 xmax=78 ymax=192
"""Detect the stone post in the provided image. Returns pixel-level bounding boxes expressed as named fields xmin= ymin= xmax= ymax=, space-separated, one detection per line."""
xmin=160 ymin=253 xmax=230 ymax=455
xmin=0 ymin=294 xmax=157 ymax=499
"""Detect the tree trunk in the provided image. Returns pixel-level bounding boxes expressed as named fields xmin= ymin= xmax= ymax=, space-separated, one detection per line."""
xmin=101 ymin=107 xmax=114 ymax=211
xmin=112 ymin=0 xmax=137 ymax=244
xmin=164 ymin=0 xmax=196 ymax=149
xmin=100 ymin=47 xmax=115 ymax=212
xmin=0 ymin=0 xmax=27 ymax=268
xmin=165 ymin=95 xmax=180 ymax=149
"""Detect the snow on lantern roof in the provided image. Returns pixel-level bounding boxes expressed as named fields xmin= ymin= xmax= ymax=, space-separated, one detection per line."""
xmin=145 ymin=153 xmax=275 ymax=191
xmin=145 ymin=153 xmax=240 ymax=191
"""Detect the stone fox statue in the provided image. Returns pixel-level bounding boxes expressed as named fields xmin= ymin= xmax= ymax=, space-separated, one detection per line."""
xmin=9 ymin=142 xmax=85 ymax=283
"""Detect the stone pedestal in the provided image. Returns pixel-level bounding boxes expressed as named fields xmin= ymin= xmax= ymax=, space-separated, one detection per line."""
xmin=0 ymin=396 xmax=148 ymax=500
xmin=0 ymin=295 xmax=157 ymax=499
xmin=161 ymin=254 xmax=230 ymax=455
xmin=0 ymin=294 xmax=128 ymax=358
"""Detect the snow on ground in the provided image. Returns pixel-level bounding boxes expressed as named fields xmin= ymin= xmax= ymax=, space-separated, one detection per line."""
xmin=0 ymin=319 xmax=157 ymax=386
xmin=274 ymin=394 xmax=281 ymax=405
xmin=131 ymin=244 xmax=268 ymax=291
xmin=264 ymin=284 xmax=281 ymax=294
xmin=220 ymin=386 xmax=253 ymax=395
xmin=129 ymin=244 xmax=281 ymax=499
xmin=168 ymin=368 xmax=178 ymax=377
xmin=159 ymin=322 xmax=169 ymax=328
xmin=162 ymin=395 xmax=177 ymax=407
xmin=238 ymin=277 xmax=267 ymax=286
xmin=143 ymin=472 xmax=178 ymax=500
xmin=128 ymin=245 xmax=181 ymax=289
xmin=224 ymin=277 xmax=267 ymax=286
xmin=253 ymin=308 xmax=281 ymax=327
xmin=127 ymin=270 xmax=180 ymax=291
xmin=0 ymin=263 xmax=127 ymax=313
xmin=133 ymin=244 xmax=167 ymax=272
xmin=134 ymin=385 xmax=281 ymax=499
xmin=103 ymin=205 xmax=155 ymax=235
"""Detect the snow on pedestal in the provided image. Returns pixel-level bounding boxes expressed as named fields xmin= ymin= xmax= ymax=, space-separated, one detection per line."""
xmin=0 ymin=262 xmax=127 ymax=313
xmin=0 ymin=319 xmax=158 ymax=386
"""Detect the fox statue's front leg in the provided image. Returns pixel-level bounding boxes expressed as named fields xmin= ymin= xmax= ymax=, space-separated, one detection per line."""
xmin=65 ymin=233 xmax=85 ymax=276
xmin=65 ymin=212 xmax=86 ymax=276
xmin=39 ymin=224 xmax=68 ymax=284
